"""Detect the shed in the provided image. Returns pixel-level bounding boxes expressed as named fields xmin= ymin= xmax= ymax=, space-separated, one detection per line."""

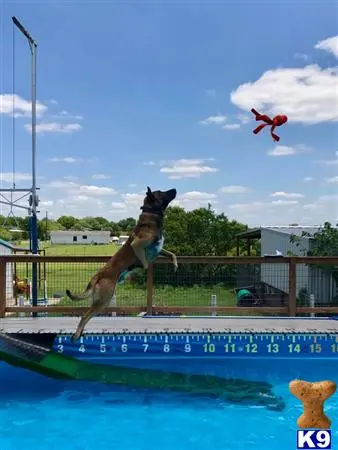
xmin=236 ymin=226 xmax=338 ymax=304
xmin=50 ymin=230 xmax=110 ymax=245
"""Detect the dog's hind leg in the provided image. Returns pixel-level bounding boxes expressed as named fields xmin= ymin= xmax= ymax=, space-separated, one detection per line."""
xmin=71 ymin=279 xmax=117 ymax=342
xmin=160 ymin=248 xmax=178 ymax=272
xmin=71 ymin=305 xmax=102 ymax=342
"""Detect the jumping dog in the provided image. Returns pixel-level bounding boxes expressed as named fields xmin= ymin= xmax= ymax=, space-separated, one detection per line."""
xmin=66 ymin=187 xmax=177 ymax=341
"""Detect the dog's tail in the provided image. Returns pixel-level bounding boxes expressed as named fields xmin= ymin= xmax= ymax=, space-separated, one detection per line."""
xmin=65 ymin=281 xmax=93 ymax=301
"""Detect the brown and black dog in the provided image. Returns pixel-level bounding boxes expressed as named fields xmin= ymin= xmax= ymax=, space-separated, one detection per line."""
xmin=66 ymin=187 xmax=177 ymax=341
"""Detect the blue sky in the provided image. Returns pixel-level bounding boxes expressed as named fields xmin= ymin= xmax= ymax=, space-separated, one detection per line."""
xmin=0 ymin=1 xmax=337 ymax=226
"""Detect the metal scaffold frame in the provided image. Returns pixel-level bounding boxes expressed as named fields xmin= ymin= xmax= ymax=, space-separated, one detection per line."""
xmin=0 ymin=16 xmax=40 ymax=313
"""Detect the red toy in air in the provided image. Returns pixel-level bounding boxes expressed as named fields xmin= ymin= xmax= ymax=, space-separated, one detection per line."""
xmin=251 ymin=108 xmax=288 ymax=142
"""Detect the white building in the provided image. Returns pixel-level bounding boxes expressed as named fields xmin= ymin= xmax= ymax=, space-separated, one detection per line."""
xmin=50 ymin=230 xmax=111 ymax=245
xmin=117 ymin=235 xmax=129 ymax=246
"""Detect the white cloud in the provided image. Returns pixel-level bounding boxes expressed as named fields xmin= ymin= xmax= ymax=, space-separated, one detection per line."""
xmin=267 ymin=145 xmax=297 ymax=156
xmin=271 ymin=199 xmax=299 ymax=205
xmin=219 ymin=185 xmax=250 ymax=194
xmin=315 ymin=35 xmax=338 ymax=58
xmin=270 ymin=191 xmax=304 ymax=198
xmin=25 ymin=122 xmax=82 ymax=133
xmin=171 ymin=191 xmax=218 ymax=210
xmin=0 ymin=172 xmax=32 ymax=183
xmin=54 ymin=196 xmax=106 ymax=215
xmin=313 ymin=152 xmax=338 ymax=165
xmin=228 ymin=201 xmax=264 ymax=212
xmin=303 ymin=203 xmax=320 ymax=210
xmin=267 ymin=144 xmax=310 ymax=156
xmin=92 ymin=174 xmax=111 ymax=180
xmin=200 ymin=115 xmax=227 ymax=125
xmin=222 ymin=123 xmax=240 ymax=130
xmin=68 ymin=195 xmax=90 ymax=202
xmin=325 ymin=176 xmax=338 ymax=183
xmin=0 ymin=93 xmax=47 ymax=117
xmin=143 ymin=161 xmax=156 ymax=166
xmin=111 ymin=202 xmax=127 ymax=210
xmin=206 ymin=89 xmax=216 ymax=97
xmin=160 ymin=158 xmax=218 ymax=179
xmin=49 ymin=157 xmax=83 ymax=163
xmin=128 ymin=183 xmax=137 ymax=188
xmin=303 ymin=176 xmax=313 ymax=182
xmin=236 ymin=113 xmax=251 ymax=124
xmin=180 ymin=191 xmax=217 ymax=201
xmin=122 ymin=193 xmax=145 ymax=205
xmin=319 ymin=194 xmax=338 ymax=201
xmin=225 ymin=192 xmax=338 ymax=227
xmin=48 ymin=180 xmax=78 ymax=189
xmin=39 ymin=200 xmax=54 ymax=207
xmin=230 ymin=64 xmax=338 ymax=124
xmin=112 ymin=190 xmax=218 ymax=214
xmin=53 ymin=110 xmax=84 ymax=121
xmin=47 ymin=180 xmax=117 ymax=196
xmin=77 ymin=185 xmax=117 ymax=196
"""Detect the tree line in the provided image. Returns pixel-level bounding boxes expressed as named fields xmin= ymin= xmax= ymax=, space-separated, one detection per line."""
xmin=0 ymin=208 xmax=336 ymax=289
xmin=0 ymin=207 xmax=336 ymax=261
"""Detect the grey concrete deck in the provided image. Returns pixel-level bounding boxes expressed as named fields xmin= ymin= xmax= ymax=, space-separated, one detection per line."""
xmin=1 ymin=317 xmax=338 ymax=333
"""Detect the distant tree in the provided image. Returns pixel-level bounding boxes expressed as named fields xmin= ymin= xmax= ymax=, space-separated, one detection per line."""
xmin=118 ymin=217 xmax=136 ymax=233
xmin=164 ymin=204 xmax=247 ymax=256
xmin=79 ymin=216 xmax=111 ymax=231
xmin=142 ymin=204 xmax=249 ymax=288
xmin=57 ymin=215 xmax=78 ymax=230
xmin=290 ymin=221 xmax=338 ymax=281
xmin=109 ymin=221 xmax=121 ymax=237
xmin=0 ymin=227 xmax=11 ymax=241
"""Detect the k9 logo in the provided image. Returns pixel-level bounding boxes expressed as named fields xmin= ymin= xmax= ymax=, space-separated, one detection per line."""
xmin=297 ymin=430 xmax=331 ymax=449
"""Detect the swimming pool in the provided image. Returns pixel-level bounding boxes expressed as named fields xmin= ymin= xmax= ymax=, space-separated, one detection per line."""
xmin=0 ymin=356 xmax=337 ymax=450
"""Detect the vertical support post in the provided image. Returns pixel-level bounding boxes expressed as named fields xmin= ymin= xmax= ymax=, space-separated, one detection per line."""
xmin=147 ymin=264 xmax=154 ymax=315
xmin=288 ymin=259 xmax=297 ymax=317
xmin=236 ymin=237 xmax=240 ymax=256
xmin=310 ymin=294 xmax=315 ymax=318
xmin=30 ymin=39 xmax=38 ymax=316
xmin=211 ymin=294 xmax=217 ymax=317
xmin=0 ymin=258 xmax=7 ymax=317
xmin=247 ymin=238 xmax=251 ymax=256
xmin=31 ymin=212 xmax=38 ymax=315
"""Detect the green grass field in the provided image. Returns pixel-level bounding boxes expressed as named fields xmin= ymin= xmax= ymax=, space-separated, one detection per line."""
xmin=13 ymin=242 xmax=237 ymax=311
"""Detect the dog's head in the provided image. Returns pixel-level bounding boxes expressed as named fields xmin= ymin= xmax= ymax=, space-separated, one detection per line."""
xmin=141 ymin=186 xmax=177 ymax=215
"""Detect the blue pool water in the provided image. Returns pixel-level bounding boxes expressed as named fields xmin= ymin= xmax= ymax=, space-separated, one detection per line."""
xmin=0 ymin=358 xmax=337 ymax=450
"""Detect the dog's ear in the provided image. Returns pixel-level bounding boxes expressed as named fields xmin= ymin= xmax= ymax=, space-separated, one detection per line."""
xmin=146 ymin=186 xmax=155 ymax=202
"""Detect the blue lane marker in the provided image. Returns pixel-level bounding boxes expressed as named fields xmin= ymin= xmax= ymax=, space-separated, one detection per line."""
xmin=52 ymin=333 xmax=338 ymax=360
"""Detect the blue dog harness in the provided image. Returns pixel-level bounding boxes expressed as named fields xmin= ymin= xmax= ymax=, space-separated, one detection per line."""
xmin=117 ymin=235 xmax=164 ymax=284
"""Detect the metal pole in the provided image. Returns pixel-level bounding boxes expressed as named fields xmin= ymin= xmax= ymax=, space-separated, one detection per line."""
xmin=12 ymin=16 xmax=39 ymax=314
xmin=31 ymin=37 xmax=39 ymax=314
